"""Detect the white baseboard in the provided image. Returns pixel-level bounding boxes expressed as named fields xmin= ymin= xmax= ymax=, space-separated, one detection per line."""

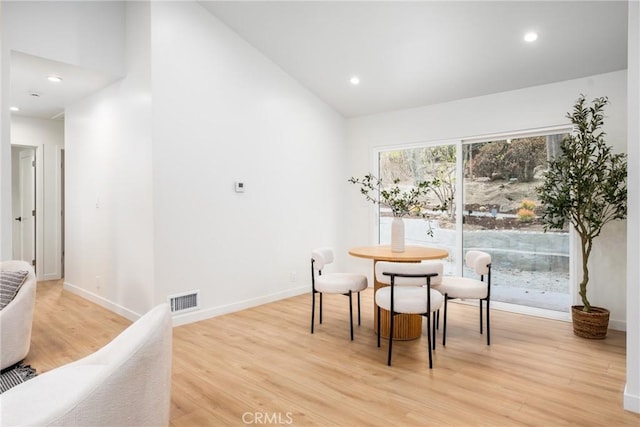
xmin=458 ymin=299 xmax=572 ymax=322
xmin=63 ymin=281 xmax=309 ymax=326
xmin=170 ymin=285 xmax=309 ymax=327
xmin=609 ymin=318 xmax=627 ymax=332
xmin=624 ymin=385 xmax=640 ymax=414
xmin=63 ymin=281 xmax=141 ymax=322
xmin=464 ymin=300 xmax=626 ymax=331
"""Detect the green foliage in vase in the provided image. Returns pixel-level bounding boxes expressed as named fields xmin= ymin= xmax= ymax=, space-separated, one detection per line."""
xmin=536 ymin=95 xmax=627 ymax=312
xmin=348 ymin=173 xmax=442 ymax=218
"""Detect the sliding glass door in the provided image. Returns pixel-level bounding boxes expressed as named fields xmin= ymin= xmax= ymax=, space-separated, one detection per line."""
xmin=377 ymin=131 xmax=570 ymax=313
xmin=462 ymin=135 xmax=569 ymax=311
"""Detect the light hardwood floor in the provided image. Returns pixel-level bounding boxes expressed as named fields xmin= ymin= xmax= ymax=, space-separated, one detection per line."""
xmin=25 ymin=279 xmax=640 ymax=426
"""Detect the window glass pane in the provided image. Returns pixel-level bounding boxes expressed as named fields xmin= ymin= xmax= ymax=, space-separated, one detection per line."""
xmin=462 ymin=135 xmax=570 ymax=311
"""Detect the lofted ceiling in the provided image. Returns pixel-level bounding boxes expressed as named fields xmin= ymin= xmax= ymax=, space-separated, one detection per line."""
xmin=8 ymin=1 xmax=628 ymax=120
xmin=200 ymin=0 xmax=628 ymax=117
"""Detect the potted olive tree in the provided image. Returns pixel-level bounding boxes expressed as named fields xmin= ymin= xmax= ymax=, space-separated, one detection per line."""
xmin=537 ymin=95 xmax=627 ymax=339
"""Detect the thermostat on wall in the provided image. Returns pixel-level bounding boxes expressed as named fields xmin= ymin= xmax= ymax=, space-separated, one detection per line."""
xmin=235 ymin=181 xmax=245 ymax=193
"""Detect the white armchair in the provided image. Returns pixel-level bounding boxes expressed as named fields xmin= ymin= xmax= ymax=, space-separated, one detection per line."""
xmin=0 ymin=303 xmax=173 ymax=426
xmin=1 ymin=260 xmax=37 ymax=370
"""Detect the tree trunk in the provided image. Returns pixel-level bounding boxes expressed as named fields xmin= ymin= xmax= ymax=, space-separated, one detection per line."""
xmin=579 ymin=233 xmax=592 ymax=312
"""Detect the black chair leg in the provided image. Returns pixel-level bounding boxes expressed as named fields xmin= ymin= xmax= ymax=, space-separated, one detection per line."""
xmin=427 ymin=313 xmax=433 ymax=369
xmin=311 ymin=290 xmax=315 ymax=334
xmin=387 ymin=311 xmax=394 ymax=366
xmin=319 ymin=293 xmax=323 ymax=324
xmin=377 ymin=305 xmax=381 ymax=347
xmin=349 ymin=291 xmax=354 ymax=341
xmin=479 ymin=299 xmax=483 ymax=334
xmin=486 ymin=298 xmax=491 ymax=345
xmin=432 ymin=312 xmax=437 ymax=350
xmin=357 ymin=292 xmax=361 ymax=325
xmin=442 ymin=295 xmax=448 ymax=346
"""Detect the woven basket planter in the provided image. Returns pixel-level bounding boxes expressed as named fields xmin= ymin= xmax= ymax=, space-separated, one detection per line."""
xmin=571 ymin=305 xmax=610 ymax=339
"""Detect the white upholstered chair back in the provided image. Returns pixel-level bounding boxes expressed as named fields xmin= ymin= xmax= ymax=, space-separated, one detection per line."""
xmin=311 ymin=247 xmax=334 ymax=271
xmin=375 ymin=261 xmax=443 ymax=287
xmin=465 ymin=250 xmax=491 ymax=276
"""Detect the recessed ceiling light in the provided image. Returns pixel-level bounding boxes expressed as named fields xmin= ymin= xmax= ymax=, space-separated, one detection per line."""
xmin=350 ymin=76 xmax=360 ymax=85
xmin=524 ymin=31 xmax=538 ymax=43
xmin=9 ymin=106 xmax=20 ymax=112
xmin=47 ymin=75 xmax=62 ymax=83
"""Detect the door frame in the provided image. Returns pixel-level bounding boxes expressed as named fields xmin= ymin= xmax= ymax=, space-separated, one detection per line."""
xmin=17 ymin=148 xmax=35 ymax=264
xmin=11 ymin=143 xmax=44 ymax=278
xmin=59 ymin=147 xmax=65 ymax=278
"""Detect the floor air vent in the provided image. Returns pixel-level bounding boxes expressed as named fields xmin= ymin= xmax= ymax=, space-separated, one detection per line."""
xmin=168 ymin=290 xmax=200 ymax=313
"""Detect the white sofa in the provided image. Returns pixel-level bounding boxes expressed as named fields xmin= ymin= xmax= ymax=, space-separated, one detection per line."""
xmin=0 ymin=303 xmax=173 ymax=426
xmin=0 ymin=260 xmax=37 ymax=370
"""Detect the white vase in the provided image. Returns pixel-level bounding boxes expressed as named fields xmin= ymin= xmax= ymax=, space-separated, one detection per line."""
xmin=391 ymin=217 xmax=405 ymax=252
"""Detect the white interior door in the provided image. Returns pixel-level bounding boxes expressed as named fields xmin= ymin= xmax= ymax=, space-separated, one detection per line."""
xmin=17 ymin=149 xmax=36 ymax=265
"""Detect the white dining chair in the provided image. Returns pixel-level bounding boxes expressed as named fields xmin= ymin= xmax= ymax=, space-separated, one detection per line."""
xmin=311 ymin=247 xmax=368 ymax=340
xmin=375 ymin=261 xmax=444 ymax=368
xmin=435 ymin=250 xmax=492 ymax=346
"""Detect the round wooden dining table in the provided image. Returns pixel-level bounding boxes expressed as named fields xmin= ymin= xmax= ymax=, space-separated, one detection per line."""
xmin=349 ymin=245 xmax=449 ymax=340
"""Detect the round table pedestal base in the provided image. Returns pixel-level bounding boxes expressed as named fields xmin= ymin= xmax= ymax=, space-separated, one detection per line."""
xmin=374 ymin=279 xmax=422 ymax=340
xmin=375 ymin=309 xmax=422 ymax=340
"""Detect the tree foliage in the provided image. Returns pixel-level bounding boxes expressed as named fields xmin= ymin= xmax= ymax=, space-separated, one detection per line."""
xmin=503 ymin=137 xmax=547 ymax=182
xmin=473 ymin=137 xmax=546 ymax=182
xmin=380 ymin=146 xmax=456 ymax=217
xmin=472 ymin=142 xmax=508 ymax=180
xmin=424 ymin=146 xmax=456 ymax=219
xmin=536 ymin=95 xmax=627 ymax=312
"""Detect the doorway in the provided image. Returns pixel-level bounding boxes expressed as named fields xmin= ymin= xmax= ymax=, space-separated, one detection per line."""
xmin=11 ymin=146 xmax=36 ymax=267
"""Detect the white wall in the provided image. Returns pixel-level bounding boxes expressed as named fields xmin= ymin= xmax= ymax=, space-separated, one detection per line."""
xmin=64 ymin=1 xmax=153 ymax=319
xmin=1 ymin=1 xmax=12 ymax=260
xmin=11 ymin=116 xmax=64 ymax=280
xmin=625 ymin=0 xmax=639 ymax=414
xmin=346 ymin=71 xmax=628 ymax=329
xmin=10 ymin=149 xmax=22 ymax=242
xmin=13 ymin=0 xmax=345 ymax=323
xmin=150 ymin=2 xmax=346 ymax=324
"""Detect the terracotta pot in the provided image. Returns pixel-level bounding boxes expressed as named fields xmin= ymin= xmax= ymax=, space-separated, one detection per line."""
xmin=571 ymin=305 xmax=610 ymax=339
